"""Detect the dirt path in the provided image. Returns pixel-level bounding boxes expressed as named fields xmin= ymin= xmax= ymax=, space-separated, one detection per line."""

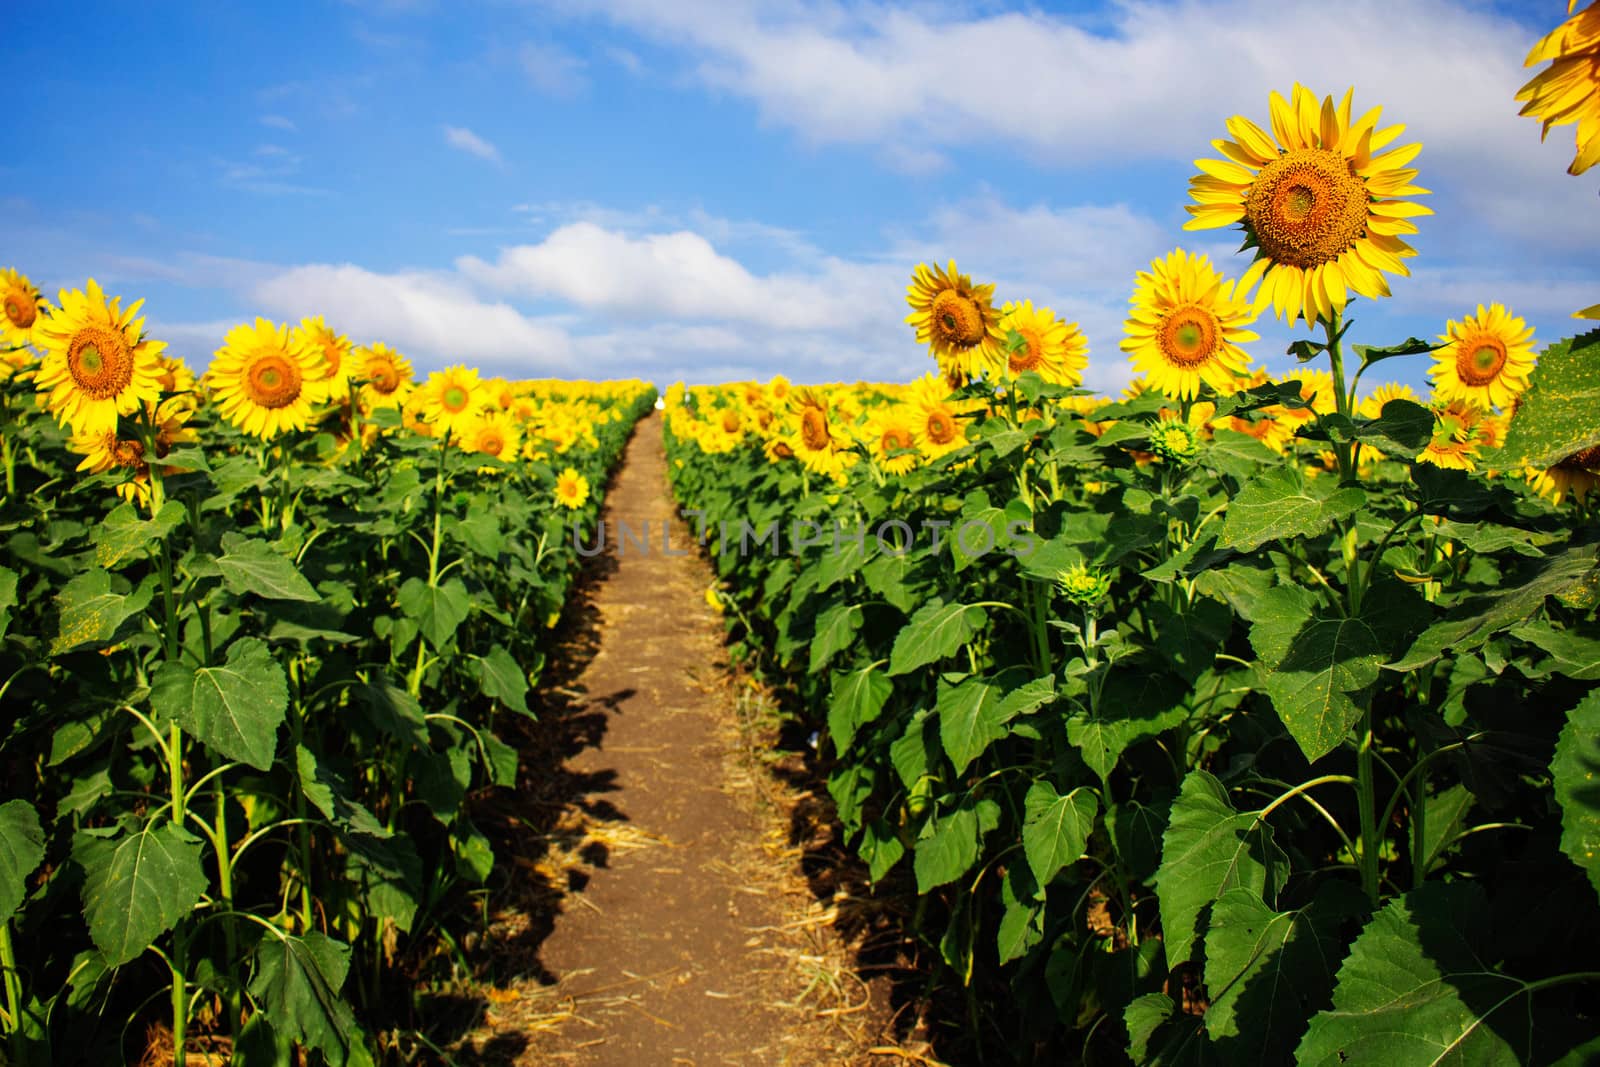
xmin=457 ymin=413 xmax=900 ymax=1066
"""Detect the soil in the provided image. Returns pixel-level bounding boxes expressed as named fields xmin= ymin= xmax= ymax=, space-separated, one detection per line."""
xmin=447 ymin=414 xmax=933 ymax=1067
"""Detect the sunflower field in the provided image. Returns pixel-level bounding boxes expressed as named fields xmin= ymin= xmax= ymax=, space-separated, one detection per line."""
xmin=0 ymin=277 xmax=653 ymax=1064
xmin=665 ymin=78 xmax=1600 ymax=1065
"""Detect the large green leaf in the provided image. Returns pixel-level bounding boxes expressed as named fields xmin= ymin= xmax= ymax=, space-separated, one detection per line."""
xmin=1154 ymin=770 xmax=1287 ymax=969
xmin=51 ymin=571 xmax=153 ymax=654
xmin=1391 ymin=544 xmax=1597 ymax=670
xmin=1066 ymin=667 xmax=1188 ymax=779
xmin=1218 ymin=467 xmax=1366 ymax=551
xmin=914 ymin=805 xmax=979 ymax=893
xmin=296 ymin=746 xmax=389 ymax=839
xmin=828 ymin=664 xmax=891 ymax=756
xmin=215 ymin=533 xmax=320 ymax=602
xmin=1552 ymin=689 xmax=1600 ymax=902
xmin=91 ymin=501 xmax=185 ymax=569
xmin=151 ymin=637 xmax=288 ymax=770
xmin=1260 ymin=615 xmax=1383 ymax=763
xmin=936 ymin=675 xmax=1008 ymax=775
xmin=1296 ymin=882 xmax=1533 ymax=1066
xmin=1203 ymin=883 xmax=1361 ymax=1064
xmin=396 ymin=576 xmax=472 ymax=651
xmin=248 ymin=932 xmax=368 ymax=1066
xmin=888 ymin=601 xmax=986 ymax=676
xmin=0 ymin=800 xmax=45 ymax=924
xmin=1152 ymin=598 xmax=1233 ymax=683
xmin=473 ymin=644 xmax=530 ymax=715
xmin=1488 ymin=328 xmax=1600 ymax=469
xmin=810 ymin=602 xmax=863 ymax=674
xmin=75 ymin=824 xmax=208 ymax=967
xmin=1022 ymin=781 xmax=1098 ymax=887
xmin=1509 ymin=621 xmax=1600 ymax=681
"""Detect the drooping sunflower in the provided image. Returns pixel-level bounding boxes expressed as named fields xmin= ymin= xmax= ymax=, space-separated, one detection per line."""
xmin=1428 ymin=303 xmax=1536 ymax=412
xmin=32 ymin=280 xmax=167 ymax=436
xmin=1121 ymin=249 xmax=1259 ymax=400
xmin=1526 ymin=443 xmax=1600 ymax=505
xmin=69 ymin=397 xmax=197 ymax=508
xmin=989 ymin=300 xmax=1089 ymax=387
xmin=206 ymin=319 xmax=325 ymax=440
xmin=1517 ymin=0 xmax=1600 ymax=175
xmin=554 ymin=467 xmax=590 ymax=510
xmin=414 ymin=365 xmax=484 ymax=440
xmin=1185 ymin=84 xmax=1432 ymax=327
xmin=906 ymin=260 xmax=1001 ymax=386
xmin=908 ymin=373 xmax=971 ymax=461
xmin=0 ymin=268 xmax=47 ymax=350
xmin=863 ymin=405 xmax=923 ymax=475
xmin=292 ymin=316 xmax=351 ymax=402
xmin=356 ymin=342 xmax=414 ymax=410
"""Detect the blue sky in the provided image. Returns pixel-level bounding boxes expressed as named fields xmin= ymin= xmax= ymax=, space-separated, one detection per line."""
xmin=10 ymin=0 xmax=1597 ymax=393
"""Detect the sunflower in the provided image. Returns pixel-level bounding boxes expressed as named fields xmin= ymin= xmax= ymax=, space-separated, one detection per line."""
xmin=788 ymin=387 xmax=850 ymax=479
xmin=293 ymin=316 xmax=351 ymax=402
xmin=908 ymin=373 xmax=970 ymax=461
xmin=414 ymin=365 xmax=484 ymax=440
xmin=554 ymin=467 xmax=590 ymax=510
xmin=863 ymin=405 xmax=923 ymax=475
xmin=356 ymin=342 xmax=414 ymax=410
xmin=0 ymin=268 xmax=47 ymax=350
xmin=1121 ymin=249 xmax=1259 ymax=400
xmin=70 ymin=397 xmax=196 ymax=508
xmin=1428 ymin=303 xmax=1536 ymax=412
xmin=1526 ymin=444 xmax=1600 ymax=505
xmin=1417 ymin=400 xmax=1486 ymax=471
xmin=461 ymin=411 xmax=523 ymax=463
xmin=206 ymin=318 xmax=325 ymax=439
xmin=987 ymin=300 xmax=1089 ymax=387
xmin=1517 ymin=0 xmax=1600 ymax=175
xmin=1357 ymin=382 xmax=1420 ymax=419
xmin=32 ymin=280 xmax=167 ymax=436
xmin=1185 ymin=84 xmax=1431 ymax=327
xmin=906 ymin=260 xmax=1001 ymax=386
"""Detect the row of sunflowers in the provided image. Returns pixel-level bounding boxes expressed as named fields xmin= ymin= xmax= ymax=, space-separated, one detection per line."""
xmin=664 ymin=67 xmax=1600 ymax=1067
xmin=0 ymin=271 xmax=653 ymax=1065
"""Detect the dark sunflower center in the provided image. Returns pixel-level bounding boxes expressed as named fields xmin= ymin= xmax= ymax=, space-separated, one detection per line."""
xmin=930 ymin=289 xmax=986 ymax=349
xmin=800 ymin=408 xmax=830 ymax=451
xmin=112 ymin=437 xmax=147 ymax=470
xmin=882 ymin=427 xmax=914 ymax=453
xmin=1008 ymin=328 xmax=1044 ymax=373
xmin=67 ymin=326 xmax=134 ymax=399
xmin=1457 ymin=338 xmax=1507 ymax=387
xmin=246 ymin=354 xmax=303 ymax=409
xmin=1246 ymin=148 xmax=1369 ymax=268
xmin=4 ymin=295 xmax=35 ymax=329
xmin=1158 ymin=306 xmax=1220 ymax=368
xmin=926 ymin=409 xmax=957 ymax=445
xmin=369 ymin=360 xmax=400 ymax=393
xmin=1559 ymin=444 xmax=1600 ymax=471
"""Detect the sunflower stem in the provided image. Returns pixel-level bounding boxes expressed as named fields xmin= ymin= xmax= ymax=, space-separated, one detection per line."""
xmin=0 ymin=919 xmax=26 ymax=1065
xmin=1356 ymin=704 xmax=1381 ymax=906
xmin=1322 ymin=310 xmax=1356 ymax=481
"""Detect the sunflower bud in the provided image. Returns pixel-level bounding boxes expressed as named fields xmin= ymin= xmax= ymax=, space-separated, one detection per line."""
xmin=1057 ymin=563 xmax=1111 ymax=608
xmin=1150 ymin=420 xmax=1201 ymax=464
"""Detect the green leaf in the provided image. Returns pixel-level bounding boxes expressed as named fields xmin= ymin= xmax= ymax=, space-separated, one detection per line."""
xmin=357 ymin=680 xmax=429 ymax=747
xmin=51 ymin=571 xmax=153 ymax=654
xmin=1066 ymin=668 xmax=1188 ymax=779
xmin=997 ymin=865 xmax=1044 ymax=965
xmin=862 ymin=552 xmax=919 ymax=615
xmin=396 ymin=577 xmax=472 ymax=651
xmin=1488 ymin=327 xmax=1600 ymax=470
xmin=1391 ymin=544 xmax=1597 ymax=670
xmin=248 ymin=932 xmax=368 ymax=1066
xmin=1204 ymin=428 xmax=1281 ymax=481
xmin=1352 ymin=398 xmax=1435 ymax=456
xmin=0 ymin=800 xmax=45 ymax=924
xmin=1218 ymin=467 xmax=1366 ymax=552
xmin=828 ymin=664 xmax=891 ymax=756
xmin=473 ymin=644 xmax=530 ymax=715
xmin=1296 ymin=882 xmax=1532 ymax=1066
xmin=91 ymin=501 xmax=185 ymax=569
xmin=1510 ymin=621 xmax=1600 ymax=681
xmin=860 ymin=818 xmax=904 ymax=884
xmin=810 ymin=603 xmax=863 ymax=674
xmin=1108 ymin=795 xmax=1170 ymax=882
xmin=1257 ymin=612 xmax=1385 ymax=764
xmin=1353 ymin=335 xmax=1438 ymax=370
xmin=1022 ymin=781 xmax=1098 ymax=886
xmin=1203 ymin=883 xmax=1361 ymax=1064
xmin=1154 ymin=770 xmax=1287 ymax=969
xmin=888 ymin=601 xmax=987 ymax=676
xmin=151 ymin=637 xmax=288 ymax=771
xmin=0 ymin=565 xmax=15 ymax=639
xmin=914 ymin=804 xmax=979 ymax=893
xmin=936 ymin=675 xmax=1008 ymax=775
xmin=296 ymin=745 xmax=389 ymax=839
xmin=75 ymin=824 xmax=208 ymax=967
xmin=1152 ymin=598 xmax=1232 ymax=683
xmin=828 ymin=764 xmax=874 ymax=833
xmin=1124 ymin=993 xmax=1213 ymax=1066
xmin=1552 ymin=690 xmax=1600 ymax=902
xmin=215 ymin=533 xmax=319 ymax=602
xmin=997 ymin=675 xmax=1056 ymax=719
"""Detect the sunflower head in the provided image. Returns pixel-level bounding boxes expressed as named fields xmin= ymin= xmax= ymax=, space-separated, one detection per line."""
xmin=415 ymin=365 xmax=485 ymax=440
xmin=0 ymin=268 xmax=48 ymax=349
xmin=906 ymin=260 xmax=1000 ymax=385
xmin=991 ymin=300 xmax=1089 ymax=388
xmin=293 ymin=316 xmax=352 ymax=400
xmin=1417 ymin=399 xmax=1488 ymax=471
xmin=1057 ymin=563 xmax=1111 ymax=608
xmin=1149 ymin=419 xmax=1202 ymax=464
xmin=1121 ymin=249 xmax=1259 ymax=401
xmin=554 ymin=467 xmax=590 ymax=510
xmin=1186 ymin=84 xmax=1432 ymax=327
xmin=1517 ymin=0 xmax=1600 ymax=175
xmin=356 ymin=342 xmax=414 ymax=410
xmin=206 ymin=318 xmax=326 ymax=440
xmin=1428 ymin=302 xmax=1537 ymax=412
xmin=31 ymin=279 xmax=168 ymax=436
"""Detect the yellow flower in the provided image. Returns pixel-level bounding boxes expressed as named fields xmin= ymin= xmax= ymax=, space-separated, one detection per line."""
xmin=206 ymin=318 xmax=324 ymax=439
xmin=414 ymin=365 xmax=484 ymax=440
xmin=1525 ymin=444 xmax=1600 ymax=505
xmin=0 ymin=268 xmax=48 ymax=350
xmin=989 ymin=300 xmax=1089 ymax=387
xmin=905 ymin=260 xmax=1001 ymax=386
xmin=461 ymin=411 xmax=523 ymax=462
xmin=554 ymin=467 xmax=590 ymax=510
xmin=355 ymin=342 xmax=414 ymax=410
xmin=908 ymin=373 xmax=971 ymax=461
xmin=33 ymin=279 xmax=167 ymax=436
xmin=1428 ymin=303 xmax=1536 ymax=412
xmin=705 ymin=586 xmax=724 ymax=613
xmin=1185 ymin=84 xmax=1432 ymax=327
xmin=1357 ymin=382 xmax=1420 ymax=419
xmin=1121 ymin=249 xmax=1258 ymax=400
xmin=293 ymin=316 xmax=352 ymax=402
xmin=789 ymin=387 xmax=850 ymax=479
xmin=1517 ymin=0 xmax=1600 ymax=175
xmin=1417 ymin=400 xmax=1486 ymax=471
xmin=862 ymin=405 xmax=922 ymax=475
xmin=69 ymin=397 xmax=196 ymax=508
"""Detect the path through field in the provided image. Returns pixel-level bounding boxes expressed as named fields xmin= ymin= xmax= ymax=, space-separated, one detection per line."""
xmin=458 ymin=414 xmax=904 ymax=1066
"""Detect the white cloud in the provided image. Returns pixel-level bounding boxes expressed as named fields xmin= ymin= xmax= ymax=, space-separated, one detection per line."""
xmin=520 ymin=41 xmax=589 ymax=96
xmin=260 ymin=114 xmax=297 ymax=132
xmin=442 ymin=125 xmax=502 ymax=162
